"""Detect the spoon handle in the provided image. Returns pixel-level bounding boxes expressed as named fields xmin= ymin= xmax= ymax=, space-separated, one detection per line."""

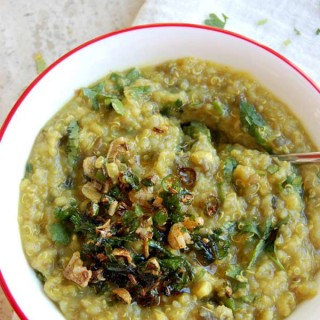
xmin=273 ymin=152 xmax=320 ymax=164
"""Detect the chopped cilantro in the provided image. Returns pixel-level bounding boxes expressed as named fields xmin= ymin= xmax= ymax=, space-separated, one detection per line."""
xmin=239 ymin=98 xmax=273 ymax=152
xmin=223 ymin=157 xmax=238 ymax=182
xmin=182 ymin=121 xmax=211 ymax=141
xmin=257 ymin=19 xmax=268 ymax=26
xmin=205 ymin=13 xmax=229 ymax=29
xmin=110 ymin=98 xmax=125 ymax=115
xmin=294 ymin=27 xmax=301 ymax=35
xmin=50 ymin=222 xmax=71 ymax=245
xmin=267 ymin=164 xmax=279 ymax=175
xmin=282 ymin=39 xmax=292 ymax=47
xmin=33 ymin=52 xmax=47 ymax=74
xmin=25 ymin=162 xmax=33 ymax=174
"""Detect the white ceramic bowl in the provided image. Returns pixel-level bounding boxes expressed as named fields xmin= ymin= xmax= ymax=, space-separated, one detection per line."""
xmin=0 ymin=23 xmax=319 ymax=320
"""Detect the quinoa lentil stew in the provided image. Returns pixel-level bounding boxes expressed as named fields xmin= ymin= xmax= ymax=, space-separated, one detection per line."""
xmin=19 ymin=58 xmax=320 ymax=320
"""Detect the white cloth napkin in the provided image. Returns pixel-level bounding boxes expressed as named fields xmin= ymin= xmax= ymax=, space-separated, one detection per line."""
xmin=133 ymin=0 xmax=320 ymax=85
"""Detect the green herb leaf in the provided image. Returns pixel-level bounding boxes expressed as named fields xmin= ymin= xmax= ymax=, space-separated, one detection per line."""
xmin=238 ymin=220 xmax=261 ymax=238
xmin=223 ymin=157 xmax=238 ymax=182
xmin=121 ymin=169 xmax=140 ymax=190
xmin=66 ymin=121 xmax=80 ymax=167
xmin=294 ymin=27 xmax=301 ymax=35
xmin=50 ymin=222 xmax=71 ymax=245
xmin=82 ymin=83 xmax=106 ymax=110
xmin=205 ymin=13 xmax=228 ymax=29
xmin=212 ymin=98 xmax=228 ymax=116
xmin=267 ymin=164 xmax=279 ymax=175
xmin=127 ymin=86 xmax=152 ymax=98
xmin=257 ymin=18 xmax=268 ymax=26
xmin=316 ymin=28 xmax=320 ymax=35
xmin=25 ymin=162 xmax=33 ymax=174
xmin=160 ymin=99 xmax=184 ymax=117
xmin=34 ymin=52 xmax=47 ymax=74
xmin=182 ymin=121 xmax=211 ymax=141
xmin=239 ymin=98 xmax=272 ymax=152
xmin=110 ymin=98 xmax=125 ymax=115
xmin=282 ymin=39 xmax=292 ymax=47
xmin=153 ymin=210 xmax=168 ymax=226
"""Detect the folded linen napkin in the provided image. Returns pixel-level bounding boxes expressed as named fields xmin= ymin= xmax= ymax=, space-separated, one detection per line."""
xmin=133 ymin=0 xmax=320 ymax=85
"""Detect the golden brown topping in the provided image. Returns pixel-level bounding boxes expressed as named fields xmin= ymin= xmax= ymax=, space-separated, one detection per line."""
xmin=168 ymin=223 xmax=192 ymax=250
xmin=83 ymin=156 xmax=97 ymax=178
xmin=225 ymin=286 xmax=233 ymax=298
xmin=112 ymin=248 xmax=132 ymax=264
xmin=128 ymin=274 xmax=138 ymax=285
xmin=146 ymin=257 xmax=161 ymax=276
xmin=153 ymin=196 xmax=163 ymax=208
xmin=183 ymin=217 xmax=204 ymax=231
xmin=96 ymin=253 xmax=108 ymax=262
xmin=63 ymin=252 xmax=92 ymax=287
xmin=91 ymin=269 xmax=106 ymax=283
xmin=112 ymin=288 xmax=132 ymax=304
xmin=96 ymin=219 xmax=112 ymax=238
xmin=143 ymin=239 xmax=150 ymax=258
xmin=178 ymin=167 xmax=197 ymax=188
xmin=152 ymin=126 xmax=168 ymax=133
xmin=82 ymin=182 xmax=102 ymax=202
xmin=108 ymin=200 xmax=118 ymax=216
xmin=106 ymin=137 xmax=129 ymax=163
xmin=128 ymin=188 xmax=154 ymax=208
xmin=136 ymin=218 xmax=153 ymax=241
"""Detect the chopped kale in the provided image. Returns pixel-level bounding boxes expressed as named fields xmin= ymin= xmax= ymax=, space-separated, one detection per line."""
xmin=191 ymin=227 xmax=233 ymax=265
xmin=66 ymin=121 xmax=80 ymax=167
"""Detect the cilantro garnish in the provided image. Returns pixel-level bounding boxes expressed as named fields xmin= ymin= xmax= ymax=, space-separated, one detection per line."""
xmin=294 ymin=27 xmax=301 ymax=35
xmin=204 ymin=13 xmax=228 ymax=29
xmin=257 ymin=19 xmax=268 ymax=26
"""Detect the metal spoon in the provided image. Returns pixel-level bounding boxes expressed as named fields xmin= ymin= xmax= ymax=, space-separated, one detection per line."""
xmin=272 ymin=152 xmax=320 ymax=164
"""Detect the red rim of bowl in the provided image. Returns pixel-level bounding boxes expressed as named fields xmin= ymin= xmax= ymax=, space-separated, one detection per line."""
xmin=0 ymin=22 xmax=319 ymax=319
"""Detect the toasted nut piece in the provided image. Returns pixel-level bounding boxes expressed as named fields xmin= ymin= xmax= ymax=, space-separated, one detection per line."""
xmin=183 ymin=217 xmax=204 ymax=231
xmin=143 ymin=239 xmax=149 ymax=258
xmin=112 ymin=248 xmax=132 ymax=264
xmin=146 ymin=257 xmax=161 ymax=275
xmin=63 ymin=252 xmax=92 ymax=287
xmin=108 ymin=200 xmax=118 ymax=216
xmin=112 ymin=288 xmax=132 ymax=304
xmin=96 ymin=219 xmax=111 ymax=238
xmin=83 ymin=156 xmax=97 ymax=178
xmin=82 ymin=182 xmax=101 ymax=202
xmin=225 ymin=286 xmax=233 ymax=298
xmin=136 ymin=218 xmax=153 ymax=240
xmin=106 ymin=137 xmax=128 ymax=163
xmin=168 ymin=223 xmax=191 ymax=250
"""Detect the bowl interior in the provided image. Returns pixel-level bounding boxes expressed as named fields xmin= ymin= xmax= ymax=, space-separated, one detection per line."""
xmin=0 ymin=24 xmax=319 ymax=320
